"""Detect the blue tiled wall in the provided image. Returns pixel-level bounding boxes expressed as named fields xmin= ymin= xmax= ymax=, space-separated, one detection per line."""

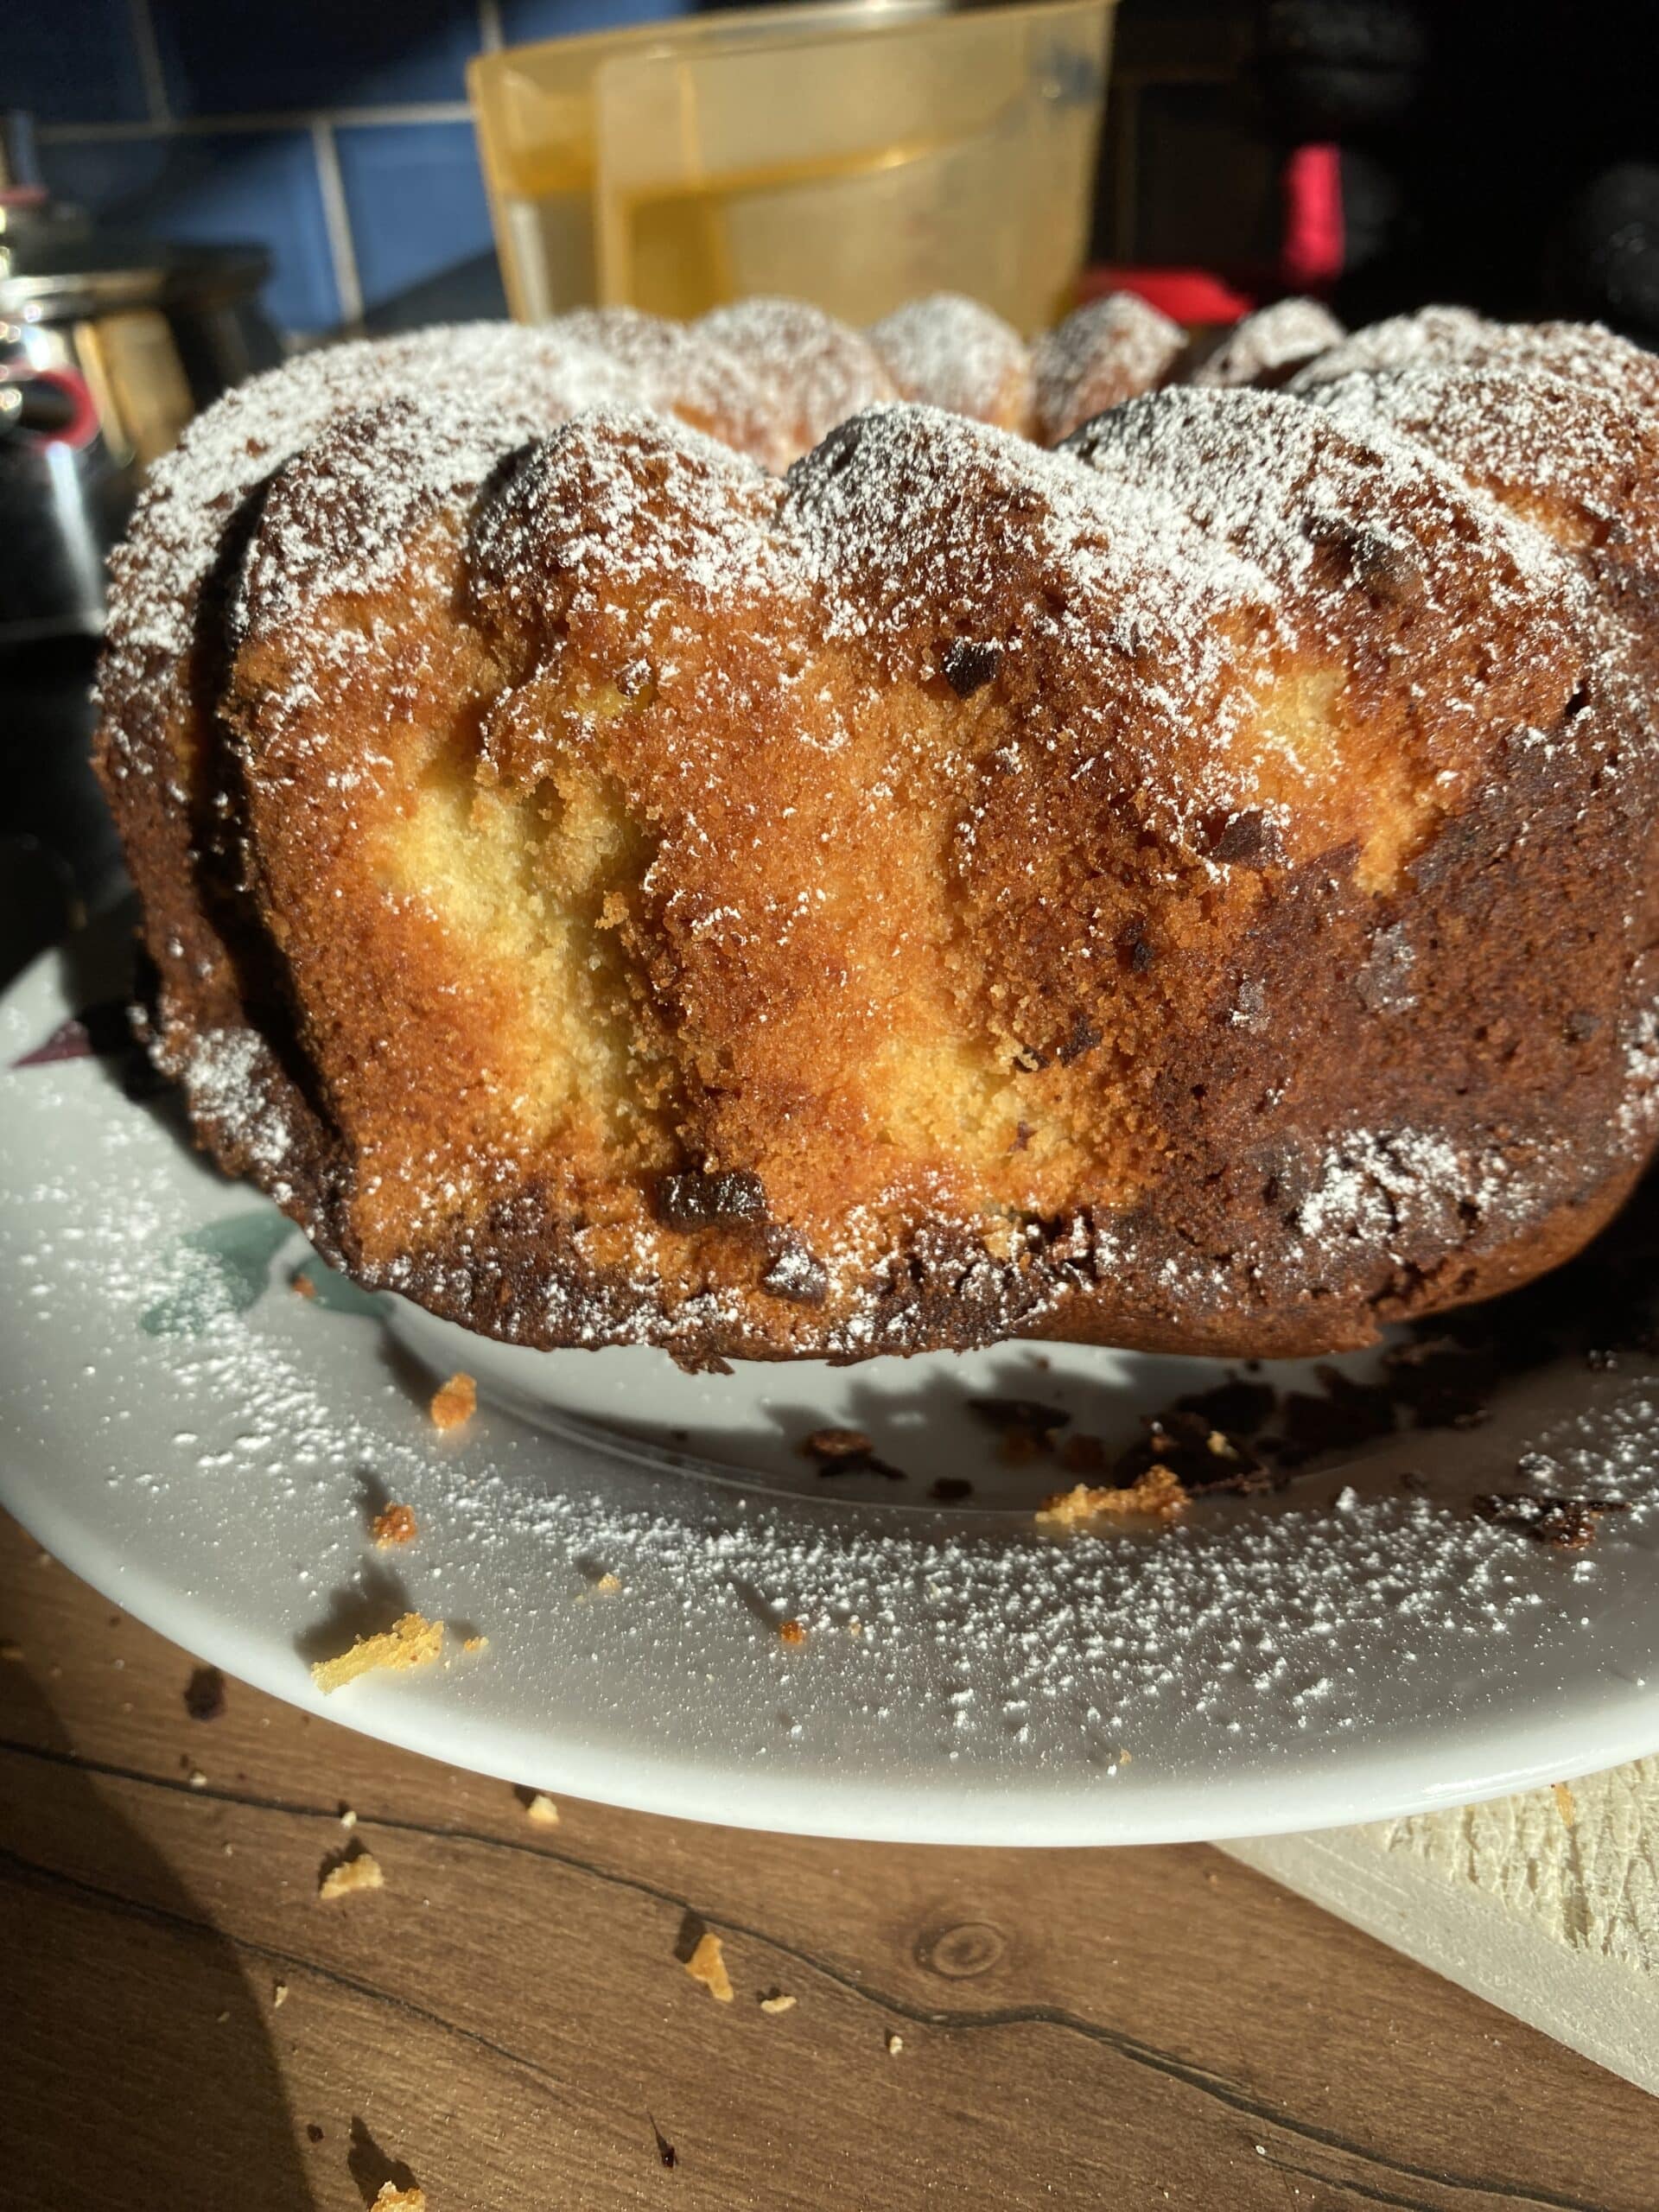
xmin=16 ymin=0 xmax=694 ymax=339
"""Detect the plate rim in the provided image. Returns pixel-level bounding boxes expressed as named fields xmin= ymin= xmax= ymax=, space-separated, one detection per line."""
xmin=5 ymin=921 xmax=1659 ymax=1847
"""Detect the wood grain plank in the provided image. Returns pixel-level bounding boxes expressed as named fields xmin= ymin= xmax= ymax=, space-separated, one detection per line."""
xmin=3 ymin=1510 xmax=1656 ymax=2212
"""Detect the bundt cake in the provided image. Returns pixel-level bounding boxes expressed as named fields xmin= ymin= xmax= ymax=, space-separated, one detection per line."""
xmin=94 ymin=296 xmax=1659 ymax=1365
xmin=1189 ymin=296 xmax=1345 ymax=388
xmin=1030 ymin=291 xmax=1187 ymax=443
xmin=868 ymin=294 xmax=1034 ymax=433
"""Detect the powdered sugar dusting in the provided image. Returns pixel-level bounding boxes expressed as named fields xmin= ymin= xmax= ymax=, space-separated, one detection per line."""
xmin=469 ymin=404 xmax=789 ymax=621
xmin=785 ymin=401 xmax=1274 ymax=772
xmin=1190 ymin=296 xmax=1345 ymax=387
xmin=1031 ymin=291 xmax=1185 ymax=442
xmin=1287 ymin=304 xmax=1496 ymax=392
xmin=1293 ymin=1128 xmax=1536 ymax=1255
xmin=557 ymin=305 xmax=792 ymax=470
xmin=180 ymin=1027 xmax=296 ymax=1178
xmin=867 ymin=292 xmax=1033 ymax=426
xmin=699 ymin=296 xmax=897 ymax=451
xmin=1067 ymin=382 xmax=1580 ymax=636
xmin=99 ymin=321 xmax=663 ymax=718
xmin=1308 ymin=361 xmax=1659 ymax=572
xmin=1290 ymin=303 xmax=1659 ymax=416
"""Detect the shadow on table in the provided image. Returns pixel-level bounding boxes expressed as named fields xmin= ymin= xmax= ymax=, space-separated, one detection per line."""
xmin=0 ymin=1663 xmax=318 ymax=2212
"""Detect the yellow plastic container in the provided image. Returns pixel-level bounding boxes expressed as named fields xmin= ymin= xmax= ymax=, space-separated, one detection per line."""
xmin=469 ymin=0 xmax=1115 ymax=333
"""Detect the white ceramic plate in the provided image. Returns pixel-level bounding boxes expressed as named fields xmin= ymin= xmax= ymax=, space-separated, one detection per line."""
xmin=4 ymin=912 xmax=1659 ymax=1846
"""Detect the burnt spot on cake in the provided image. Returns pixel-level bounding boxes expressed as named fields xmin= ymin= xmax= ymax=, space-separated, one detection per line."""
xmin=656 ymin=1167 xmax=768 ymax=1230
xmin=1054 ymin=1013 xmax=1104 ymax=1065
xmin=761 ymin=1240 xmax=829 ymax=1304
xmin=1354 ymin=923 xmax=1417 ymax=1013
xmin=1116 ymin=918 xmax=1156 ymax=974
xmin=941 ymin=639 xmax=1001 ymax=697
xmin=1306 ymin=511 xmax=1427 ymax=605
xmin=811 ymin=414 xmax=862 ymax=478
xmin=1204 ymin=809 xmax=1275 ymax=865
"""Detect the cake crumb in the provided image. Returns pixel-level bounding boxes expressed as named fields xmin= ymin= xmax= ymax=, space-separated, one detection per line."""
xmin=462 ymin=1633 xmax=488 ymax=1653
xmin=524 ymin=1791 xmax=560 ymax=1827
xmin=801 ymin=1427 xmax=872 ymax=1460
xmin=777 ymin=1618 xmax=807 ymax=1647
xmin=1034 ymin=1467 xmax=1189 ymax=1528
xmin=886 ymin=2031 xmax=905 ymax=2056
xmin=272 ymin=1980 xmax=289 ymax=2007
xmin=372 ymin=1502 xmax=418 ymax=1548
xmin=318 ymin=1849 xmax=384 ymax=1901
xmin=684 ymin=1931 xmax=734 ymax=2002
xmin=186 ymin=1766 xmax=208 ymax=1789
xmin=310 ymin=1611 xmax=443 ymax=1694
xmin=1553 ymin=1781 xmax=1577 ymax=1829
xmin=759 ymin=1992 xmax=797 ymax=2014
xmin=429 ymin=1372 xmax=476 ymax=1431
xmin=594 ymin=1572 xmax=621 ymax=1593
xmin=340 ymin=1806 xmax=358 ymax=1828
xmin=1472 ymin=1491 xmax=1628 ymax=1549
xmin=290 ymin=1270 xmax=317 ymax=1299
xmin=184 ymin=1664 xmax=226 ymax=1719
xmin=372 ymin=2187 xmax=425 ymax=2211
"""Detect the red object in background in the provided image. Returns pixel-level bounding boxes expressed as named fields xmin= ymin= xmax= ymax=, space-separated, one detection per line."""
xmin=0 ymin=365 xmax=100 ymax=448
xmin=1281 ymin=143 xmax=1344 ymax=293
xmin=1079 ymin=266 xmax=1256 ymax=322
xmin=1081 ymin=148 xmax=1343 ymax=322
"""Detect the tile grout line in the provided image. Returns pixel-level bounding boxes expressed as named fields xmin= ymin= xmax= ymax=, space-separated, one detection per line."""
xmin=126 ymin=0 xmax=172 ymax=127
xmin=36 ymin=104 xmax=474 ymax=144
xmin=311 ymin=120 xmax=365 ymax=334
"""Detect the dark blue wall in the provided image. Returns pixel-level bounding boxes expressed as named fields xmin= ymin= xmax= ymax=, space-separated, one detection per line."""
xmin=12 ymin=0 xmax=691 ymax=337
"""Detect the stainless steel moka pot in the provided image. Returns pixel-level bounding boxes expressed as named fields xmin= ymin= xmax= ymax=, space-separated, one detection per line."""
xmin=0 ymin=110 xmax=282 ymax=644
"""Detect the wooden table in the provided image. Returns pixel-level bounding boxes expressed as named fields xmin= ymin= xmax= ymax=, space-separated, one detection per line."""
xmin=4 ymin=1508 xmax=1656 ymax=2212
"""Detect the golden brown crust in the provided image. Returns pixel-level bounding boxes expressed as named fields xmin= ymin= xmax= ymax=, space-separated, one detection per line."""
xmin=1030 ymin=292 xmax=1186 ymax=442
xmin=95 ymin=305 xmax=1659 ymax=1364
xmin=1188 ymin=297 xmax=1345 ymax=388
xmin=867 ymin=294 xmax=1034 ymax=433
xmin=697 ymin=296 xmax=898 ymax=459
